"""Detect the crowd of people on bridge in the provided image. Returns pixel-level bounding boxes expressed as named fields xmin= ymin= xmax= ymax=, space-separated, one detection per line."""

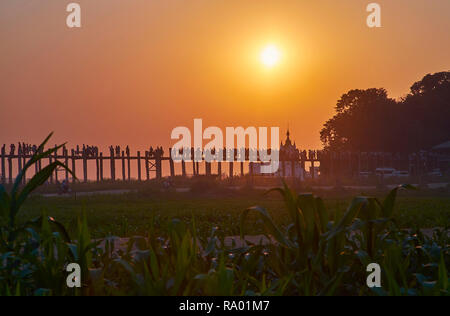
xmin=6 ymin=143 xmax=39 ymax=156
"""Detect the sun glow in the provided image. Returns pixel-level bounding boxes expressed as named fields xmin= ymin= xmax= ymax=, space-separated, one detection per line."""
xmin=260 ymin=44 xmax=281 ymax=68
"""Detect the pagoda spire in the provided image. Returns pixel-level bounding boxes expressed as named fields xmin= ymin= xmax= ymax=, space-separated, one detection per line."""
xmin=285 ymin=128 xmax=292 ymax=146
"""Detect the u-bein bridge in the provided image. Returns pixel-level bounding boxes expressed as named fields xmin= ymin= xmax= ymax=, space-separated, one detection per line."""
xmin=0 ymin=137 xmax=445 ymax=185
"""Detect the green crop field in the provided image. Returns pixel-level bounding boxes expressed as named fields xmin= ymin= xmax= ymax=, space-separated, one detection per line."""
xmin=19 ymin=189 xmax=450 ymax=239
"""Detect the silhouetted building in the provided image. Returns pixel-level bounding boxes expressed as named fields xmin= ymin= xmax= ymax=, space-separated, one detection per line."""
xmin=252 ymin=130 xmax=304 ymax=179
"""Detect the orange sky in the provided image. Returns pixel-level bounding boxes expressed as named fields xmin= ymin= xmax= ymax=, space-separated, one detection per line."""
xmin=1 ymin=0 xmax=449 ymax=151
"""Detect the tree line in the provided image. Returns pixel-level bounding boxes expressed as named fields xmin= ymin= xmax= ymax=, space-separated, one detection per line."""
xmin=320 ymin=71 xmax=450 ymax=153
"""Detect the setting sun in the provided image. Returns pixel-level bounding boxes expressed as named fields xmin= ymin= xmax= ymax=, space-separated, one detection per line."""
xmin=260 ymin=44 xmax=281 ymax=68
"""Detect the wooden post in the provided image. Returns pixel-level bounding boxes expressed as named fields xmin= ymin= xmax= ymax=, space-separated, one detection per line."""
xmin=8 ymin=154 xmax=13 ymax=184
xmin=156 ymin=155 xmax=162 ymax=179
xmin=137 ymin=151 xmax=142 ymax=182
xmin=196 ymin=161 xmax=200 ymax=176
xmin=111 ymin=153 xmax=116 ymax=181
xmin=170 ymin=159 xmax=175 ymax=177
xmin=229 ymin=161 xmax=233 ymax=178
xmin=145 ymin=152 xmax=150 ymax=181
xmin=18 ymin=150 xmax=23 ymax=183
xmin=169 ymin=149 xmax=175 ymax=177
xmin=191 ymin=148 xmax=196 ymax=176
xmin=1 ymin=146 xmax=5 ymax=185
xmin=181 ymin=160 xmax=186 ymax=177
xmin=205 ymin=161 xmax=211 ymax=176
xmin=240 ymin=161 xmax=244 ymax=177
xmin=83 ymin=154 xmax=88 ymax=183
xmin=232 ymin=149 xmax=237 ymax=178
xmin=127 ymin=150 xmax=131 ymax=181
xmin=217 ymin=161 xmax=222 ymax=177
xmin=311 ymin=160 xmax=315 ymax=180
xmin=96 ymin=156 xmax=100 ymax=182
xmin=64 ymin=148 xmax=69 ymax=182
xmin=22 ymin=151 xmax=27 ymax=185
xmin=122 ymin=151 xmax=126 ymax=181
xmin=71 ymin=150 xmax=76 ymax=183
xmin=100 ymin=153 xmax=104 ymax=181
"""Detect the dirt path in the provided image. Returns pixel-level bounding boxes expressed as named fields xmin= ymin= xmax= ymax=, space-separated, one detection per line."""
xmin=41 ymin=189 xmax=134 ymax=198
xmin=96 ymin=228 xmax=447 ymax=254
xmin=97 ymin=235 xmax=273 ymax=254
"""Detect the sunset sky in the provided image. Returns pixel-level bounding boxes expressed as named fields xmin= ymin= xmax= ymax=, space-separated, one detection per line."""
xmin=1 ymin=0 xmax=449 ymax=151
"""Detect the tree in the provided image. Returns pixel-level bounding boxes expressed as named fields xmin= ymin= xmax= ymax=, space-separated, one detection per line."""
xmin=401 ymin=71 xmax=450 ymax=151
xmin=320 ymin=88 xmax=398 ymax=151
xmin=320 ymin=71 xmax=450 ymax=153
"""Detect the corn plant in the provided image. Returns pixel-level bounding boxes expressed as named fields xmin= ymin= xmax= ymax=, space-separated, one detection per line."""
xmin=240 ymin=182 xmax=448 ymax=295
xmin=0 ymin=133 xmax=73 ymax=238
xmin=0 ymin=133 xmax=76 ymax=295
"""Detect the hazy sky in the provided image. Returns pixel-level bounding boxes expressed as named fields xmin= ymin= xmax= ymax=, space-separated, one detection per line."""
xmin=1 ymin=0 xmax=449 ymax=150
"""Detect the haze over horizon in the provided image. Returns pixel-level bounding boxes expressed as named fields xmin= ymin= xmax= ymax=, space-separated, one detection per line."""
xmin=1 ymin=0 xmax=449 ymax=151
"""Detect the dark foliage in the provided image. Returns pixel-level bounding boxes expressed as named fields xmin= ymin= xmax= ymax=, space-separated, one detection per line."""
xmin=320 ymin=71 xmax=450 ymax=152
